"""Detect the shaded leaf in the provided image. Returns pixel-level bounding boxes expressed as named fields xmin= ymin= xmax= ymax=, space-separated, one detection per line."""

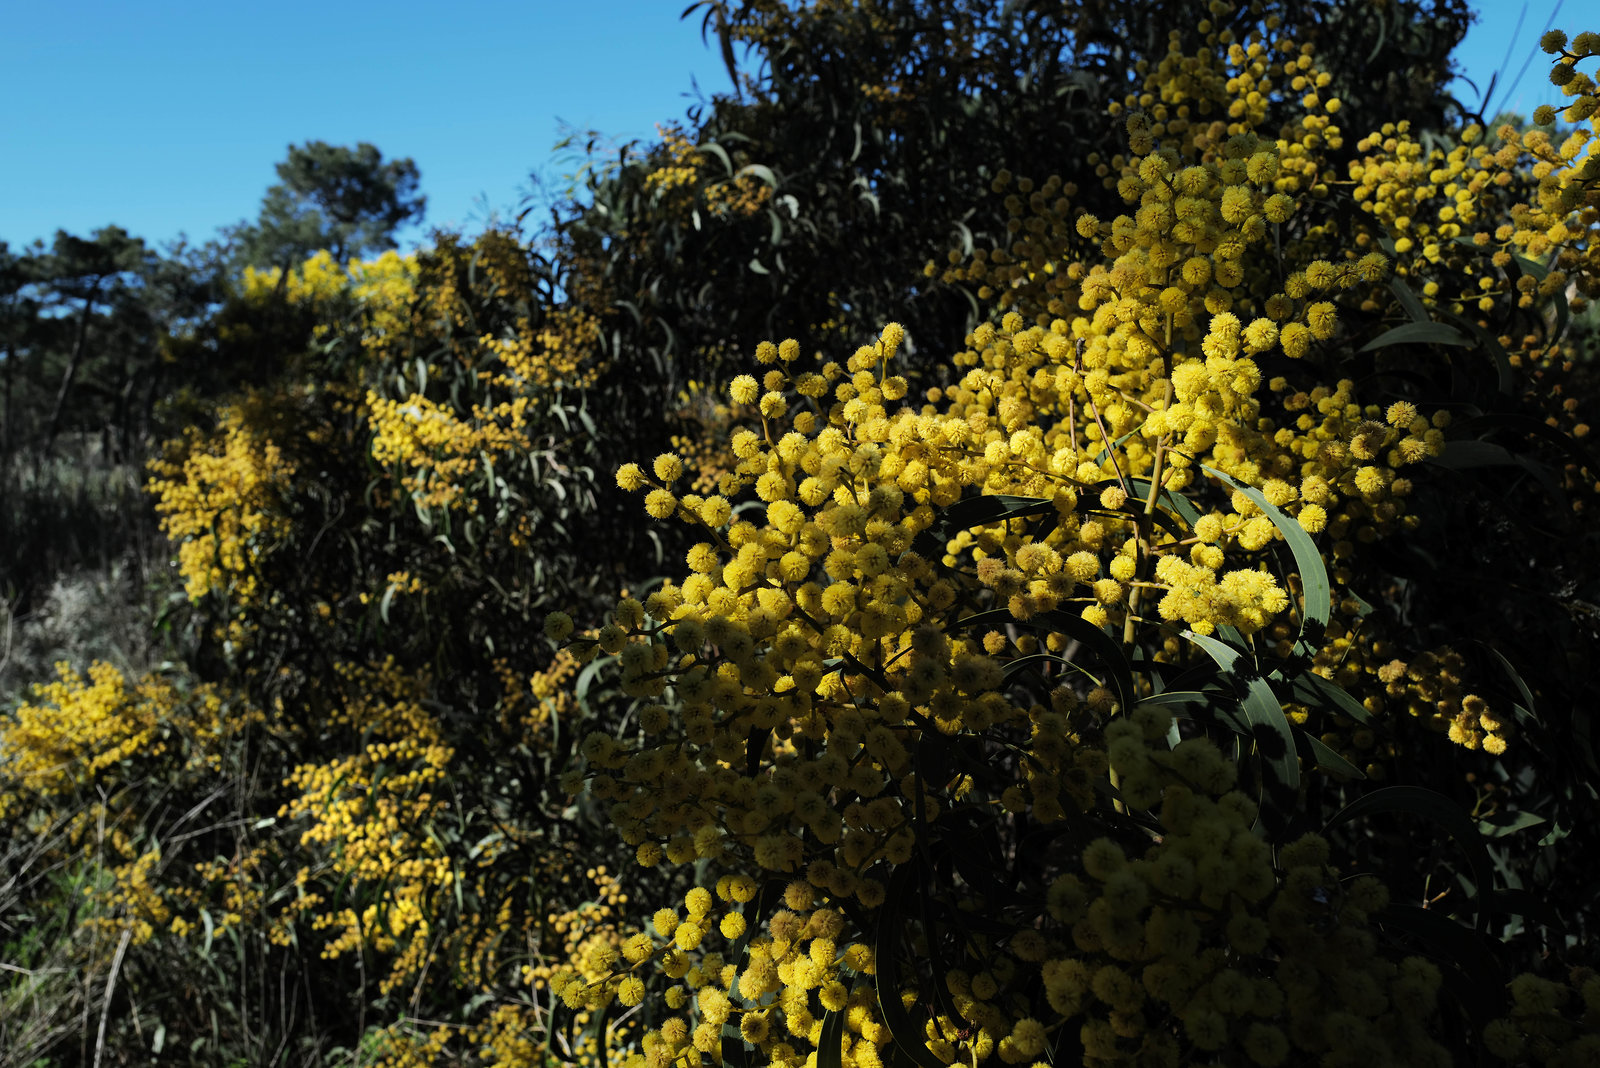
xmin=1325 ymin=786 xmax=1495 ymax=931
xmin=1358 ymin=321 xmax=1471 ymax=352
xmin=1184 ymin=630 xmax=1300 ymax=804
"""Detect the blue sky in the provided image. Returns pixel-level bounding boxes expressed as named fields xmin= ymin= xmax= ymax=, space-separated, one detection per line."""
xmin=0 ymin=1 xmax=1576 ymax=256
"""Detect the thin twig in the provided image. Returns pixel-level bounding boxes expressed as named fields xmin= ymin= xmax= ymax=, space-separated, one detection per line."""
xmin=92 ymin=928 xmax=132 ymax=1068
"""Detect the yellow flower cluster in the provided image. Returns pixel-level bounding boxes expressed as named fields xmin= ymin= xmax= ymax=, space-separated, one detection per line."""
xmin=668 ymin=377 xmax=745 ymax=495
xmin=0 ymin=662 xmax=256 ymax=804
xmin=147 ymin=404 xmax=299 ymax=606
xmin=1 ymin=661 xmax=161 ymax=800
xmin=1024 ymin=711 xmax=1449 ymax=1068
xmin=367 ymin=389 xmax=537 ymax=510
xmin=502 ymin=647 xmax=576 ymax=739
xmin=364 ymin=230 xmax=601 ymax=513
xmin=927 ymin=7 xmax=1599 ymax=754
xmin=240 ymin=248 xmax=417 ymax=350
xmin=240 ymin=249 xmax=353 ymax=304
xmin=0 ymin=661 xmax=265 ymax=947
xmin=1307 ymin=640 xmax=1511 ymax=766
xmin=544 ymin=9 xmax=1600 ymax=1066
xmin=643 ymin=123 xmax=772 ymax=221
xmin=273 ymin=661 xmax=455 ymax=986
xmin=1483 ymin=967 xmax=1600 ymax=1065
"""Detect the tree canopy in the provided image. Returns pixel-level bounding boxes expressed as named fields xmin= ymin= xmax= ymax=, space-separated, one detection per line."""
xmin=227 ymin=140 xmax=426 ymax=270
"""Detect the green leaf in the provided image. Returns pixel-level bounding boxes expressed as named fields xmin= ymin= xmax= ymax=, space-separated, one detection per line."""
xmin=1474 ymin=643 xmax=1539 ymax=732
xmin=1388 ymin=278 xmax=1429 ymax=323
xmin=573 ymin=653 xmax=617 ymax=714
xmin=1031 ymin=609 xmax=1137 ymax=715
xmin=1439 ymin=312 xmax=1516 ymax=394
xmin=874 ymin=866 xmax=950 ymax=1068
xmin=1203 ymin=466 xmax=1330 ymax=660
xmin=1325 ymin=786 xmax=1495 ymax=931
xmin=1459 ymin=412 xmax=1597 ymax=480
xmin=1373 ymin=904 xmax=1501 ymax=1018
xmin=1301 ymin=733 xmax=1365 ymax=780
xmin=698 ymin=141 xmax=734 ymax=176
xmin=1124 ymin=476 xmax=1202 ymax=526
xmin=1184 ymin=630 xmax=1300 ymax=802
xmin=1092 ymin=479 xmax=1188 ymax=541
xmin=1358 ymin=321 xmax=1471 ymax=352
xmin=1475 ymin=809 xmax=1546 ymax=838
xmin=817 ymin=1007 xmax=846 ymax=1068
xmin=1001 ymin=652 xmax=1080 ymax=684
xmin=1135 ymin=689 xmax=1217 ymax=710
xmin=1093 ymin=427 xmax=1141 ymax=467
xmin=1288 ymin=671 xmax=1375 ymax=726
xmin=736 ymin=163 xmax=778 ymax=188
xmin=721 ymin=1026 xmax=757 ymax=1068
xmin=909 ymin=494 xmax=1056 ymax=559
xmin=1431 ymin=440 xmax=1525 ymax=469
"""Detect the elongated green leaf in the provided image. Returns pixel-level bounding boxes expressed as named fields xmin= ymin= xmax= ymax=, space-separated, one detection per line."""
xmin=1431 ymin=440 xmax=1524 ymax=469
xmin=1203 ymin=466 xmax=1330 ymax=660
xmin=1358 ymin=321 xmax=1471 ymax=352
xmin=1388 ymin=278 xmax=1429 ymax=323
xmin=698 ymin=140 xmax=734 ymax=176
xmin=1032 ymin=610 xmax=1137 ymax=715
xmin=1001 ymin=652 xmax=1077 ymax=683
xmin=1093 ymin=479 xmax=1186 ymax=540
xmin=1288 ymin=670 xmax=1374 ymax=726
xmin=1125 ymin=476 xmax=1202 ymax=526
xmin=1325 ymin=786 xmax=1495 ymax=930
xmin=1459 ymin=411 xmax=1597 ymax=480
xmin=1136 ymin=690 xmax=1216 ymax=710
xmin=817 ymin=1008 xmax=845 ymax=1068
xmin=1473 ymin=642 xmax=1541 ymax=738
xmin=1093 ymin=428 xmax=1141 ymax=467
xmin=1301 ymin=733 xmax=1365 ymax=780
xmin=874 ymin=866 xmax=950 ymax=1068
xmin=573 ymin=653 xmax=617 ymax=714
xmin=1431 ymin=441 xmax=1567 ymax=506
xmin=909 ymin=494 xmax=1056 ymax=559
xmin=721 ymin=1026 xmax=756 ymax=1068
xmin=945 ymin=607 xmax=1136 ymax=715
xmin=1441 ymin=312 xmax=1516 ymax=394
xmin=1475 ymin=809 xmax=1546 ymax=838
xmin=736 ymin=163 xmax=778 ymax=188
xmin=1184 ymin=630 xmax=1300 ymax=800
xmin=1374 ymin=904 xmax=1501 ymax=1019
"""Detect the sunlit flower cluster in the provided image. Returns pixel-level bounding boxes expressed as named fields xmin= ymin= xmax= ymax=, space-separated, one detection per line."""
xmin=148 ymin=403 xmax=300 ymax=607
xmin=543 ymin=8 xmax=1600 ymax=1068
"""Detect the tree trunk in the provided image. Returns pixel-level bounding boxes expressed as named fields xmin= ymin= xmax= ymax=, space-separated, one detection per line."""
xmin=2 ymin=339 xmax=13 ymax=461
xmin=43 ymin=279 xmax=100 ymax=454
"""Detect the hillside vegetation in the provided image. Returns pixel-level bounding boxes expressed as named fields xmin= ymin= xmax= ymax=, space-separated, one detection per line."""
xmin=4 ymin=3 xmax=1600 ymax=1066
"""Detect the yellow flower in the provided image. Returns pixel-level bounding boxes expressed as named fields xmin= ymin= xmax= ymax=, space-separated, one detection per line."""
xmin=645 ymin=489 xmax=678 ymax=519
xmin=654 ymin=453 xmax=685 ymax=483
xmin=617 ymin=462 xmax=646 ymax=490
xmin=730 ymin=375 xmax=760 ymax=405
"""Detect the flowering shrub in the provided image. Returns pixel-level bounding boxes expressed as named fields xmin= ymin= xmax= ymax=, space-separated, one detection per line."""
xmin=548 ymin=10 xmax=1600 ymax=1068
xmin=6 ymin=4 xmax=1599 ymax=1065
